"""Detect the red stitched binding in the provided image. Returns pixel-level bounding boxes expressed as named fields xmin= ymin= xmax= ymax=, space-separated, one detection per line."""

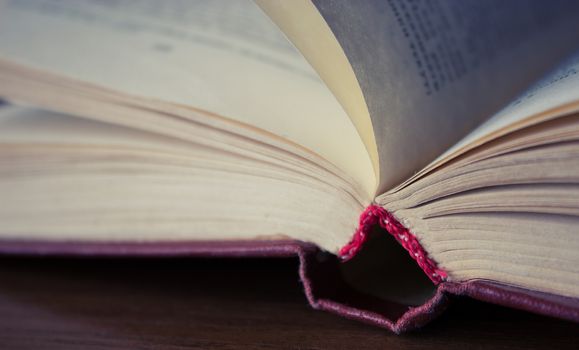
xmin=339 ymin=205 xmax=447 ymax=284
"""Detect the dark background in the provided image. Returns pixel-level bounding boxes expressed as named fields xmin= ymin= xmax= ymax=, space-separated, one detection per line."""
xmin=0 ymin=256 xmax=577 ymax=349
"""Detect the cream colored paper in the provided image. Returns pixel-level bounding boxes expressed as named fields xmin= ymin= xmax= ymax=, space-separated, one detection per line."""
xmin=0 ymin=0 xmax=375 ymax=196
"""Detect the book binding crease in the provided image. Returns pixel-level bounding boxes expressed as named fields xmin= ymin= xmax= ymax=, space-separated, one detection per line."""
xmin=339 ymin=205 xmax=448 ymax=284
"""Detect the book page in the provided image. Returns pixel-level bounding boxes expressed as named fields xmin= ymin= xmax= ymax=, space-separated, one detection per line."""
xmin=256 ymin=1 xmax=379 ymax=182
xmin=0 ymin=0 xmax=376 ymax=197
xmin=392 ymin=50 xmax=579 ymax=192
xmin=438 ymin=51 xmax=579 ymax=162
xmin=309 ymin=0 xmax=579 ymax=192
xmin=0 ymin=105 xmax=365 ymax=253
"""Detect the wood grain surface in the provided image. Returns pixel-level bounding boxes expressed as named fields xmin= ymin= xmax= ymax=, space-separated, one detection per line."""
xmin=0 ymin=256 xmax=577 ymax=349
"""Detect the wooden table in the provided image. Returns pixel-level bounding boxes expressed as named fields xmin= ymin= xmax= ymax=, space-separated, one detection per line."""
xmin=0 ymin=256 xmax=577 ymax=349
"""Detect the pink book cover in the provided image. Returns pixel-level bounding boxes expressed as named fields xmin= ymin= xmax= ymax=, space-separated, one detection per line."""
xmin=1 ymin=205 xmax=577 ymax=333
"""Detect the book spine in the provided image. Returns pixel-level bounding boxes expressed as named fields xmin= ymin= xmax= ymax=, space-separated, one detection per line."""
xmin=339 ymin=205 xmax=447 ymax=284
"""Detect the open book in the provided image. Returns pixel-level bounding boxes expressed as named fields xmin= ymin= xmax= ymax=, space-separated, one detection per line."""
xmin=1 ymin=0 xmax=578 ymax=332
